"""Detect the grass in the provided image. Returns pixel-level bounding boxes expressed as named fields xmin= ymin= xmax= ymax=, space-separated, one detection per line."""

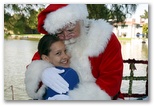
xmin=4 ymin=34 xmax=44 ymax=41
xmin=5 ymin=34 xmax=135 ymax=41
xmin=20 ymin=34 xmax=43 ymax=36
xmin=117 ymin=37 xmax=132 ymax=41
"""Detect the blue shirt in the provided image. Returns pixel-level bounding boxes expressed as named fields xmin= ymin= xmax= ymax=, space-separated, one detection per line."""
xmin=43 ymin=67 xmax=79 ymax=100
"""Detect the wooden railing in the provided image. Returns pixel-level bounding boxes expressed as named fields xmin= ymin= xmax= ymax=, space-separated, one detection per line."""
xmin=122 ymin=59 xmax=148 ymax=99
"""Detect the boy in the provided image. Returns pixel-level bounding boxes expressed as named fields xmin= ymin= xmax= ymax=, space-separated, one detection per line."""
xmin=38 ymin=34 xmax=79 ymax=100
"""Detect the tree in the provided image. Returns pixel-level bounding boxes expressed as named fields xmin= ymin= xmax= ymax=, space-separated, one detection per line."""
xmin=140 ymin=10 xmax=148 ymax=19
xmin=140 ymin=10 xmax=148 ymax=38
xmin=4 ymin=4 xmax=45 ymax=35
xmin=87 ymin=4 xmax=109 ymax=20
xmin=87 ymin=4 xmax=137 ymax=24
xmin=142 ymin=23 xmax=148 ymax=38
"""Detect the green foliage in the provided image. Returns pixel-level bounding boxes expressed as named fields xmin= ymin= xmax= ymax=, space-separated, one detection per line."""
xmin=26 ymin=9 xmax=38 ymax=29
xmin=140 ymin=10 xmax=148 ymax=19
xmin=142 ymin=23 xmax=148 ymax=38
xmin=87 ymin=4 xmax=137 ymax=24
xmin=4 ymin=4 xmax=45 ymax=35
xmin=140 ymin=10 xmax=148 ymax=38
xmin=87 ymin=4 xmax=109 ymax=20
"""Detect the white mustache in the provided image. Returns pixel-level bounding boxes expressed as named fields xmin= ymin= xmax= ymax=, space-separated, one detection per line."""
xmin=64 ymin=38 xmax=77 ymax=45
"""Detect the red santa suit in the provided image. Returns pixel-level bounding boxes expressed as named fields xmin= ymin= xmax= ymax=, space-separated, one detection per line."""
xmin=25 ymin=4 xmax=124 ymax=100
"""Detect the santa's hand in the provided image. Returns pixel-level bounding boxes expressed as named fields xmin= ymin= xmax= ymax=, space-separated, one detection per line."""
xmin=41 ymin=67 xmax=69 ymax=94
xmin=47 ymin=94 xmax=71 ymax=100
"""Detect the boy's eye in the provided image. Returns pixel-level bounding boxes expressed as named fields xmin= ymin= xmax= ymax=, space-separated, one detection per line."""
xmin=56 ymin=52 xmax=61 ymax=55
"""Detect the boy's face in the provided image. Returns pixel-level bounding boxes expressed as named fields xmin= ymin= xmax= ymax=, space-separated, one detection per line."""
xmin=44 ymin=41 xmax=70 ymax=68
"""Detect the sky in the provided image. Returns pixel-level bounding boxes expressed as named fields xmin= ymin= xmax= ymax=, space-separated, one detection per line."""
xmin=131 ymin=4 xmax=148 ymax=21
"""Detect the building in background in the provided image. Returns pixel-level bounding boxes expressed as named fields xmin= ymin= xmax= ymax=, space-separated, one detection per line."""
xmin=113 ymin=18 xmax=148 ymax=38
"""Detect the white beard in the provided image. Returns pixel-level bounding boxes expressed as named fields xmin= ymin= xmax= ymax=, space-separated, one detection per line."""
xmin=64 ymin=20 xmax=88 ymax=47
xmin=64 ymin=22 xmax=95 ymax=82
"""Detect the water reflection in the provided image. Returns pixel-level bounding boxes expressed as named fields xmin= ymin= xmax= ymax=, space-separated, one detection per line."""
xmin=4 ymin=39 xmax=38 ymax=100
xmin=4 ymin=39 xmax=148 ymax=100
xmin=120 ymin=39 xmax=148 ymax=60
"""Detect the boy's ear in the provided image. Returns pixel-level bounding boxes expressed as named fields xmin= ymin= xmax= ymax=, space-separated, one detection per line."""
xmin=41 ymin=55 xmax=49 ymax=62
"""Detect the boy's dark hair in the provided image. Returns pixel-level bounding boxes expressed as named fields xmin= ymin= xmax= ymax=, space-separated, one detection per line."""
xmin=38 ymin=34 xmax=61 ymax=56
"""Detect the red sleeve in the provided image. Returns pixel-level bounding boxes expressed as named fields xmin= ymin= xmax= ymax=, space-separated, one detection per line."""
xmin=32 ymin=51 xmax=41 ymax=61
xmin=89 ymin=33 xmax=123 ymax=97
xmin=28 ymin=51 xmax=43 ymax=92
xmin=26 ymin=51 xmax=41 ymax=69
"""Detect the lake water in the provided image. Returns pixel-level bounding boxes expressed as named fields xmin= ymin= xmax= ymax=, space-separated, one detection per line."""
xmin=4 ymin=38 xmax=148 ymax=100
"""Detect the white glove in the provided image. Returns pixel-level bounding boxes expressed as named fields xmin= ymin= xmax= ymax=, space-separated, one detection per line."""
xmin=47 ymin=94 xmax=72 ymax=100
xmin=41 ymin=67 xmax=69 ymax=94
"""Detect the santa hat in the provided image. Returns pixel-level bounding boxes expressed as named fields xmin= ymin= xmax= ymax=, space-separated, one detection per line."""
xmin=38 ymin=4 xmax=89 ymax=34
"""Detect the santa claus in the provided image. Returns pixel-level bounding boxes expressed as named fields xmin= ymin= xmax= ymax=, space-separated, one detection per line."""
xmin=25 ymin=4 xmax=124 ymax=100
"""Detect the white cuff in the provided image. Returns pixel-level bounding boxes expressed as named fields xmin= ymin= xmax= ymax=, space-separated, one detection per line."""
xmin=24 ymin=60 xmax=53 ymax=99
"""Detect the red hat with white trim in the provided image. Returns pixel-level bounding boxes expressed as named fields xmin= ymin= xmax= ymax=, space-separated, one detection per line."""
xmin=38 ymin=4 xmax=88 ymax=34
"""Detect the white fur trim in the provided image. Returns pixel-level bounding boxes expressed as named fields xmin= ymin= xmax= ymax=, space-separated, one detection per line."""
xmin=24 ymin=60 xmax=53 ymax=99
xmin=44 ymin=4 xmax=88 ymax=34
xmin=85 ymin=19 xmax=113 ymax=56
xmin=70 ymin=48 xmax=96 ymax=82
xmin=68 ymin=82 xmax=111 ymax=100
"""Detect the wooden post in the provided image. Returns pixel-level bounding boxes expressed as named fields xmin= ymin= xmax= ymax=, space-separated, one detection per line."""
xmin=10 ymin=85 xmax=14 ymax=100
xmin=146 ymin=66 xmax=148 ymax=96
xmin=128 ymin=63 xmax=136 ymax=96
